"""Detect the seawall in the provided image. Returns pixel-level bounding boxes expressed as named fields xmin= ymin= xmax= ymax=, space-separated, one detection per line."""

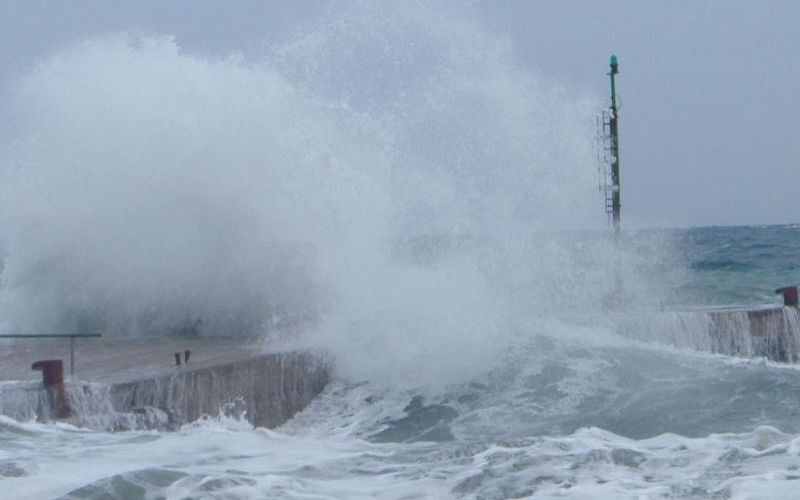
xmin=612 ymin=305 xmax=800 ymax=362
xmin=6 ymin=305 xmax=799 ymax=430
xmin=0 ymin=338 xmax=328 ymax=431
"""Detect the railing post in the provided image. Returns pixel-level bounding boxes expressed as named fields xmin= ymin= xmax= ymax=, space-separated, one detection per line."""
xmin=70 ymin=336 xmax=75 ymax=380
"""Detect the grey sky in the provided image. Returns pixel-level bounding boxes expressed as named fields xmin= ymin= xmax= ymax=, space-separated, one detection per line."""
xmin=0 ymin=0 xmax=797 ymax=228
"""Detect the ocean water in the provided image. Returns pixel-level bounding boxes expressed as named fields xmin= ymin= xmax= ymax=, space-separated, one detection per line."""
xmin=3 ymin=226 xmax=800 ymax=499
xmin=1 ymin=2 xmax=800 ymax=498
xmin=676 ymin=225 xmax=800 ymax=307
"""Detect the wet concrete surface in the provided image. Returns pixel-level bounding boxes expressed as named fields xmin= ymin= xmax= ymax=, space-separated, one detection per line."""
xmin=0 ymin=337 xmax=266 ymax=384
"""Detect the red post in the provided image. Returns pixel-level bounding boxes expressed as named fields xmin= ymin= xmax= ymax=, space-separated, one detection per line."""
xmin=31 ymin=360 xmax=71 ymax=418
xmin=775 ymin=286 xmax=799 ymax=307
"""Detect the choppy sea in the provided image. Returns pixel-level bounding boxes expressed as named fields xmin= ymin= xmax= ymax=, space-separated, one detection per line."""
xmin=2 ymin=224 xmax=800 ymax=499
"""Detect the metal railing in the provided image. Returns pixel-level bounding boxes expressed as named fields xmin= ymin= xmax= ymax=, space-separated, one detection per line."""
xmin=0 ymin=334 xmax=102 ymax=379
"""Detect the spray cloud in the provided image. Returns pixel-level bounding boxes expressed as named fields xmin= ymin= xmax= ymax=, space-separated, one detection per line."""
xmin=0 ymin=2 xmax=665 ymax=386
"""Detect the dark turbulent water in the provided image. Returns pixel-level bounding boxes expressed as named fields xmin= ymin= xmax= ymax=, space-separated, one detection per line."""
xmin=4 ymin=225 xmax=800 ymax=499
xmin=0 ymin=2 xmax=797 ymax=496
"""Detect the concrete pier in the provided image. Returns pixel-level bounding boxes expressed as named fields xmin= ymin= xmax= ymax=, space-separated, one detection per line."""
xmin=0 ymin=338 xmax=328 ymax=430
xmin=3 ymin=301 xmax=798 ymax=430
xmin=613 ymin=305 xmax=800 ymax=362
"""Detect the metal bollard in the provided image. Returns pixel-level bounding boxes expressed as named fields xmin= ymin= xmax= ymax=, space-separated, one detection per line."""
xmin=775 ymin=286 xmax=799 ymax=307
xmin=31 ymin=360 xmax=71 ymax=418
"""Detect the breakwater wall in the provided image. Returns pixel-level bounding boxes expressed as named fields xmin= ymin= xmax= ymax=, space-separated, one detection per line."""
xmin=613 ymin=306 xmax=800 ymax=362
xmin=109 ymin=351 xmax=327 ymax=430
xmin=0 ymin=338 xmax=328 ymax=430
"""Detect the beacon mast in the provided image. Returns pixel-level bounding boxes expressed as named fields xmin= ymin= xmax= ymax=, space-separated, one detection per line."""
xmin=608 ymin=54 xmax=621 ymax=233
xmin=597 ymin=54 xmax=621 ymax=233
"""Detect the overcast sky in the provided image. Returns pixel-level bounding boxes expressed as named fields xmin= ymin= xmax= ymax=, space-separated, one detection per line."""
xmin=0 ymin=0 xmax=797 ymax=228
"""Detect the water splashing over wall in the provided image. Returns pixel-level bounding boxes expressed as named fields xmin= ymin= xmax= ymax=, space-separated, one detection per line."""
xmin=0 ymin=3 xmax=674 ymax=387
xmin=613 ymin=307 xmax=800 ymax=362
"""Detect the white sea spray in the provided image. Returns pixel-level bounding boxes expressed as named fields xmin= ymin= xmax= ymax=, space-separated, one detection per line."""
xmin=1 ymin=2 xmax=794 ymax=499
